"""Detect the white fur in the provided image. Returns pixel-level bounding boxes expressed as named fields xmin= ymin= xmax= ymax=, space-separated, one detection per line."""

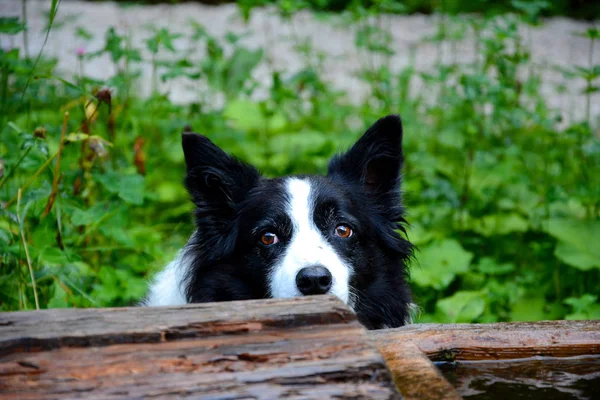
xmin=269 ymin=178 xmax=352 ymax=304
xmin=405 ymin=302 xmax=420 ymax=325
xmin=144 ymin=251 xmax=188 ymax=306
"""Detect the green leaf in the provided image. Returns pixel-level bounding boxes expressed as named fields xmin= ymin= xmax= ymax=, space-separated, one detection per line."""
xmin=95 ymin=172 xmax=119 ymax=194
xmin=64 ymin=133 xmax=91 ymax=143
xmin=555 ymin=242 xmax=599 ymax=271
xmin=269 ymin=131 xmax=331 ymax=155
xmin=47 ymin=282 xmax=69 ymax=308
xmin=98 ymin=224 xmax=135 ymax=248
xmin=583 ymin=86 xmax=600 ymax=94
xmin=75 ymin=26 xmax=94 ymax=41
xmin=222 ymin=48 xmax=263 ymax=97
xmin=115 ymin=270 xmax=147 ymax=300
xmin=0 ymin=227 xmax=10 ymax=244
xmin=118 ymin=175 xmax=145 ymax=205
xmin=436 ymin=291 xmax=486 ymax=323
xmin=545 ymin=219 xmax=600 ymax=270
xmin=575 ymin=27 xmax=600 ymax=40
xmin=92 ymin=266 xmax=122 ymax=305
xmin=477 ymin=257 xmax=515 ymax=275
xmin=406 ymin=223 xmax=435 ymax=246
xmin=437 ymin=129 xmax=465 ymax=149
xmin=55 ymin=77 xmax=89 ymax=96
xmin=564 ymin=294 xmax=600 ymax=320
xmin=92 ymin=266 xmax=146 ymax=306
xmin=0 ymin=17 xmax=26 ymax=35
xmin=156 ymin=181 xmax=185 ymax=203
xmin=8 ymin=122 xmax=25 ymax=134
xmin=38 ymin=247 xmax=71 ymax=266
xmin=96 ymin=172 xmax=145 ymax=205
xmin=411 ymin=239 xmax=473 ymax=289
xmin=510 ymin=297 xmax=546 ymax=321
xmin=71 ymin=203 xmax=109 ymax=226
xmin=224 ymin=99 xmax=286 ymax=132
xmin=472 ymin=213 xmax=529 ymax=236
xmin=49 ymin=0 xmax=60 ymax=25
xmin=511 ymin=0 xmax=550 ymax=17
xmin=145 ymin=36 xmax=159 ymax=54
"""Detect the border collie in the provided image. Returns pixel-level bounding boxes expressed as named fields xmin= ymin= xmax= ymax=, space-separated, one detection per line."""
xmin=144 ymin=115 xmax=413 ymax=329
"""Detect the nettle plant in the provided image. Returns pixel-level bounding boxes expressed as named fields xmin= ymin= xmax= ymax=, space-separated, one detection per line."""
xmin=399 ymin=15 xmax=600 ymax=322
xmin=0 ymin=2 xmax=599 ymax=320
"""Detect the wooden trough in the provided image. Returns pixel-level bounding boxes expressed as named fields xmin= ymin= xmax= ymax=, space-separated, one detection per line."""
xmin=0 ymin=295 xmax=598 ymax=399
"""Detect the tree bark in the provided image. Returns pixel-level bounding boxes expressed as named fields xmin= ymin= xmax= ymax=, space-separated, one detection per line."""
xmin=369 ymin=320 xmax=600 ymax=361
xmin=0 ymin=296 xmax=399 ymax=399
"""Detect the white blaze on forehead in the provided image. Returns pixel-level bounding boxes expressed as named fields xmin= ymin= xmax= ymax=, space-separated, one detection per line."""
xmin=269 ymin=178 xmax=352 ymax=304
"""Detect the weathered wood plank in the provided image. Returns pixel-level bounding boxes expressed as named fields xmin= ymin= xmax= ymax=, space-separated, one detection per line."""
xmin=368 ymin=320 xmax=600 ymax=399
xmin=373 ymin=339 xmax=461 ymax=400
xmin=0 ymin=295 xmax=353 ymax=354
xmin=369 ymin=320 xmax=600 ymax=361
xmin=436 ymin=355 xmax=600 ymax=399
xmin=0 ymin=296 xmax=400 ymax=399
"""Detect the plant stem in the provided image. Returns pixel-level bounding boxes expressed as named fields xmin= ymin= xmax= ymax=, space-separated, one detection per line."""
xmin=78 ymin=56 xmax=84 ymax=87
xmin=18 ymin=281 xmax=24 ymax=309
xmin=553 ymin=261 xmax=561 ymax=300
xmin=17 ymin=189 xmax=39 ymax=310
xmin=19 ymin=0 xmax=61 ymax=107
xmin=22 ymin=0 xmax=29 ymax=59
xmin=585 ymin=34 xmax=594 ymax=123
xmin=41 ymin=111 xmax=69 ymax=218
xmin=151 ymin=53 xmax=157 ymax=95
xmin=0 ymin=58 xmax=9 ymax=129
xmin=0 ymin=146 xmax=32 ymax=190
xmin=4 ymin=152 xmax=58 ymax=209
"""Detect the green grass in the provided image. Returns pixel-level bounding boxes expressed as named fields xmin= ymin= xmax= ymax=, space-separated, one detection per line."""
xmin=1 ymin=2 xmax=599 ymax=323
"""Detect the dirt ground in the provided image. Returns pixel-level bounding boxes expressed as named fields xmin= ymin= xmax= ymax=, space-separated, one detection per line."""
xmin=0 ymin=0 xmax=598 ymax=124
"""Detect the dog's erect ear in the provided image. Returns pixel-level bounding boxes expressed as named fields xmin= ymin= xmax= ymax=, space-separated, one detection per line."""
xmin=327 ymin=114 xmax=404 ymax=206
xmin=182 ymin=132 xmax=260 ymax=210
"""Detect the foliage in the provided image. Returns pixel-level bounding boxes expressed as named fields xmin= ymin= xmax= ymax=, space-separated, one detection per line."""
xmin=90 ymin=0 xmax=600 ymax=20
xmin=0 ymin=2 xmax=598 ymax=325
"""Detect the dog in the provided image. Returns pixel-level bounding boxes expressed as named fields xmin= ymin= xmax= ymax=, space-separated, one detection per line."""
xmin=144 ymin=114 xmax=413 ymax=329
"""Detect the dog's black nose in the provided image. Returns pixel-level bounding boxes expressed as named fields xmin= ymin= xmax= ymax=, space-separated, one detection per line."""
xmin=296 ymin=266 xmax=332 ymax=295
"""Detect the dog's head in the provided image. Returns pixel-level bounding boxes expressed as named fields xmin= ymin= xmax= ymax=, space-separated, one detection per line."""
xmin=182 ymin=115 xmax=413 ymax=329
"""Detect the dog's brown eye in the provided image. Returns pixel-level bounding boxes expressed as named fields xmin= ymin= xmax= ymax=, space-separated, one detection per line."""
xmin=335 ymin=224 xmax=353 ymax=238
xmin=260 ymin=232 xmax=279 ymax=246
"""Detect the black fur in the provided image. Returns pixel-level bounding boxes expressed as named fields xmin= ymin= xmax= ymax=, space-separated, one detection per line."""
xmin=181 ymin=115 xmax=413 ymax=329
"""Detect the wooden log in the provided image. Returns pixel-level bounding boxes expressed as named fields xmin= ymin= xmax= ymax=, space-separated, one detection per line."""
xmin=0 ymin=295 xmax=355 ymax=353
xmin=0 ymin=296 xmax=400 ymax=399
xmin=369 ymin=320 xmax=600 ymax=361
xmin=373 ymin=339 xmax=462 ymax=400
xmin=436 ymin=355 xmax=600 ymax=399
xmin=6 ymin=296 xmax=596 ymax=400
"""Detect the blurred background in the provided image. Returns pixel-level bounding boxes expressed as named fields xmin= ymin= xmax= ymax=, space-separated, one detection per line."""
xmin=0 ymin=0 xmax=598 ymax=322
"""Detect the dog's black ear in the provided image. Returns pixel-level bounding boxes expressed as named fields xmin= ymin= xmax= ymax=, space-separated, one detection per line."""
xmin=182 ymin=132 xmax=260 ymax=213
xmin=328 ymin=115 xmax=404 ymax=206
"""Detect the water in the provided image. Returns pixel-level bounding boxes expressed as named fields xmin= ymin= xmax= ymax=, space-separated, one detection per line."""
xmin=435 ymin=355 xmax=600 ymax=399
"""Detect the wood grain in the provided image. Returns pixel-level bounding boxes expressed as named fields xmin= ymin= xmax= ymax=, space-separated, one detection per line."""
xmin=7 ymin=298 xmax=594 ymax=399
xmin=0 ymin=296 xmax=400 ymax=399
xmin=369 ymin=320 xmax=600 ymax=361
xmin=372 ymin=339 xmax=462 ymax=400
xmin=436 ymin=355 xmax=600 ymax=399
xmin=0 ymin=295 xmax=354 ymax=354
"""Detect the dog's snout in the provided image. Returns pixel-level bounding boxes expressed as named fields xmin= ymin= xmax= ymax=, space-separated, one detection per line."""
xmin=295 ymin=266 xmax=332 ymax=295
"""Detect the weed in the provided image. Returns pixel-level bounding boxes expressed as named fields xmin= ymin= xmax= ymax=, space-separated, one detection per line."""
xmin=0 ymin=2 xmax=598 ymax=322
